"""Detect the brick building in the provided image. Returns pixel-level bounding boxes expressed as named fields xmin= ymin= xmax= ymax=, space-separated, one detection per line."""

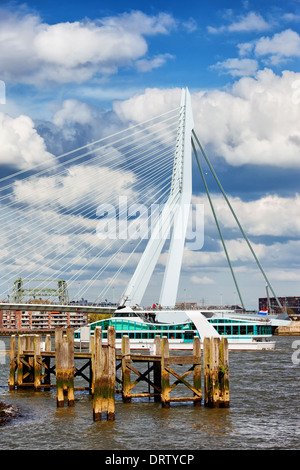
xmin=259 ymin=296 xmax=300 ymax=320
xmin=0 ymin=309 xmax=88 ymax=330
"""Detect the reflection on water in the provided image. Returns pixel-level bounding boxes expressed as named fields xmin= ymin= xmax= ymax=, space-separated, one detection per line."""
xmin=0 ymin=336 xmax=299 ymax=450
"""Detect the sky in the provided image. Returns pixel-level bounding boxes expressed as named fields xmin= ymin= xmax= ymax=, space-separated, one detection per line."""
xmin=0 ymin=0 xmax=300 ymax=309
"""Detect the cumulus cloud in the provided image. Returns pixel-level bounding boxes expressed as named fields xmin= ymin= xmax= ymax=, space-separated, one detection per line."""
xmin=0 ymin=112 xmax=54 ymax=169
xmin=208 ymin=11 xmax=270 ymax=34
xmin=0 ymin=9 xmax=176 ymax=85
xmin=113 ymin=87 xmax=182 ymax=123
xmin=254 ymin=29 xmax=300 ymax=64
xmin=193 ymin=193 xmax=300 ymax=238
xmin=110 ymin=72 xmax=300 ymax=169
xmin=211 ymin=58 xmax=259 ymax=77
xmin=12 ymin=164 xmax=136 ymax=209
xmin=192 ymin=69 xmax=300 ymax=168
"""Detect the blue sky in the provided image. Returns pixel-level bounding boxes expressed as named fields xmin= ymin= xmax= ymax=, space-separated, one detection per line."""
xmin=0 ymin=0 xmax=300 ymax=308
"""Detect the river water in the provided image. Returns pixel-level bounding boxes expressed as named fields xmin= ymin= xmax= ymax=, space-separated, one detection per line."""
xmin=0 ymin=335 xmax=299 ymax=451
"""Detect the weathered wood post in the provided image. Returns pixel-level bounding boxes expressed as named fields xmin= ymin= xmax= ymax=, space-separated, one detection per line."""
xmin=107 ymin=326 xmax=116 ymax=421
xmin=193 ymin=336 xmax=202 ymax=405
xmin=153 ymin=335 xmax=161 ymax=402
xmin=203 ymin=337 xmax=223 ymax=407
xmin=34 ymin=335 xmax=42 ymax=390
xmin=55 ymin=328 xmax=65 ymax=407
xmin=26 ymin=335 xmax=35 ymax=385
xmin=43 ymin=334 xmax=52 ymax=387
xmin=219 ymin=337 xmax=230 ymax=407
xmin=55 ymin=328 xmax=75 ymax=407
xmin=121 ymin=335 xmax=131 ymax=403
xmin=92 ymin=326 xmax=115 ymax=421
xmin=17 ymin=335 xmax=26 ymax=388
xmin=8 ymin=335 xmax=16 ymax=390
xmin=90 ymin=333 xmax=95 ymax=395
xmin=66 ymin=328 xmax=75 ymax=407
xmin=93 ymin=326 xmax=103 ymax=420
xmin=161 ymin=336 xmax=170 ymax=408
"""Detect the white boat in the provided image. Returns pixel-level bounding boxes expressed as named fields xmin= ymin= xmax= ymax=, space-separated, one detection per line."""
xmin=74 ymin=305 xmax=290 ymax=351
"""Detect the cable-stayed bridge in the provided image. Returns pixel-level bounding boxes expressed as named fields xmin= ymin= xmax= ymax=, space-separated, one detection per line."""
xmin=0 ymin=88 xmax=282 ymax=313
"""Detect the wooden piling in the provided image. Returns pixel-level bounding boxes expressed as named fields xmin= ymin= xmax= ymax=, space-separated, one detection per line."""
xmin=92 ymin=326 xmax=116 ymax=421
xmin=43 ymin=335 xmax=52 ymax=388
xmin=66 ymin=328 xmax=75 ymax=407
xmin=107 ymin=326 xmax=116 ymax=421
xmin=34 ymin=335 xmax=42 ymax=390
xmin=153 ymin=335 xmax=161 ymax=402
xmin=203 ymin=337 xmax=218 ymax=406
xmin=7 ymin=331 xmax=230 ymax=420
xmin=8 ymin=335 xmax=16 ymax=390
xmin=55 ymin=329 xmax=74 ymax=407
xmin=121 ymin=335 xmax=131 ymax=403
xmin=26 ymin=335 xmax=35 ymax=384
xmin=17 ymin=335 xmax=26 ymax=388
xmin=161 ymin=336 xmax=170 ymax=408
xmin=219 ymin=337 xmax=230 ymax=408
xmin=55 ymin=329 xmax=65 ymax=407
xmin=193 ymin=336 xmax=202 ymax=405
xmin=92 ymin=327 xmax=102 ymax=420
xmin=203 ymin=336 xmax=229 ymax=407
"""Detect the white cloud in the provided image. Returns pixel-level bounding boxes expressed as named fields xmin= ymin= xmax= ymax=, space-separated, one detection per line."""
xmin=211 ymin=58 xmax=258 ymax=77
xmin=228 ymin=11 xmax=270 ymax=32
xmin=113 ymin=87 xmax=182 ymax=123
xmin=110 ymin=74 xmax=300 ymax=169
xmin=208 ymin=11 xmax=270 ymax=34
xmin=0 ymin=9 xmax=176 ymax=85
xmin=0 ymin=112 xmax=54 ymax=169
xmin=190 ymin=275 xmax=215 ymax=285
xmin=12 ymin=164 xmax=136 ymax=209
xmin=192 ymin=69 xmax=300 ymax=168
xmin=193 ymin=193 xmax=300 ymax=238
xmin=136 ymin=54 xmax=174 ymax=72
xmin=254 ymin=29 xmax=300 ymax=63
xmin=53 ymin=100 xmax=95 ymax=126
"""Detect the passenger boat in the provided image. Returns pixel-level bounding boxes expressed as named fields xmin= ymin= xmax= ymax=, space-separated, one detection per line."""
xmin=74 ymin=305 xmax=290 ymax=351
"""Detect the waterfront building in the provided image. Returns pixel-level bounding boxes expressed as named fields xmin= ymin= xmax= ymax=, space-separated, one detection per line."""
xmin=0 ymin=309 xmax=88 ymax=330
xmin=259 ymin=296 xmax=300 ymax=320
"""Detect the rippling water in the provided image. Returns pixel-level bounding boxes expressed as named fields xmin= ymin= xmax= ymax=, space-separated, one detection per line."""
xmin=0 ymin=335 xmax=299 ymax=450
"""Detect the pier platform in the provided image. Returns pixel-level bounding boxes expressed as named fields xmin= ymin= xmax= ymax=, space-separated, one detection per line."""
xmin=5 ymin=327 xmax=230 ymax=421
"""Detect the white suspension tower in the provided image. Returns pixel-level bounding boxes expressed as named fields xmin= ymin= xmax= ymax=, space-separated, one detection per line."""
xmin=120 ymin=88 xmax=194 ymax=307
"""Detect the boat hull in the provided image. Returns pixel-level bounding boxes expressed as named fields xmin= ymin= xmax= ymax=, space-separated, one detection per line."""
xmin=75 ymin=337 xmax=276 ymax=351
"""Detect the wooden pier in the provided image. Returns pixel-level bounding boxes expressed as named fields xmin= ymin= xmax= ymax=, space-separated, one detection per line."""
xmin=7 ymin=327 xmax=229 ymax=421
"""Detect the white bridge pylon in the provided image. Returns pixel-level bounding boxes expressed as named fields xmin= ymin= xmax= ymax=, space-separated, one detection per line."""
xmin=120 ymin=88 xmax=194 ymax=307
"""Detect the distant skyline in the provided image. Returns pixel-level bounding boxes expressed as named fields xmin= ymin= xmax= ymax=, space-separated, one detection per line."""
xmin=0 ymin=0 xmax=300 ymax=309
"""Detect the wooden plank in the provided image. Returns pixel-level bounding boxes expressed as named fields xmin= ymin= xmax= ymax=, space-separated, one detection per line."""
xmin=165 ymin=366 xmax=202 ymax=398
xmin=167 ymin=355 xmax=201 ymax=365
